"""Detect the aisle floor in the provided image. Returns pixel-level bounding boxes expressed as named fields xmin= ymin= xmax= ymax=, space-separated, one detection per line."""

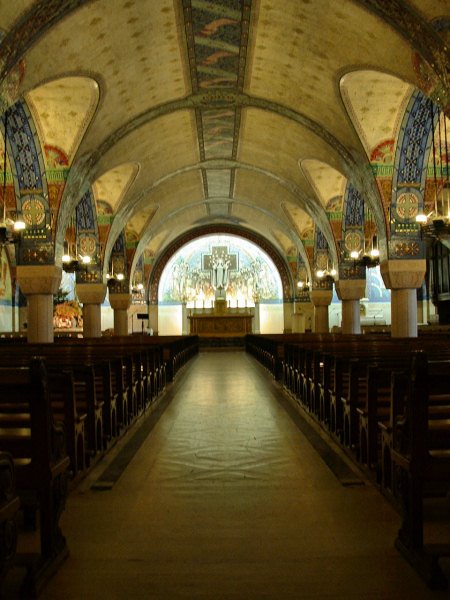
xmin=18 ymin=352 xmax=450 ymax=598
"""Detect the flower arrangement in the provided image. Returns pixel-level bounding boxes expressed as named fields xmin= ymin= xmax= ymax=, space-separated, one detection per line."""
xmin=53 ymin=289 xmax=83 ymax=328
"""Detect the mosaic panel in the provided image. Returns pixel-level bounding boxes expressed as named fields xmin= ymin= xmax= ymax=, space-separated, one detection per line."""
xmin=149 ymin=224 xmax=293 ymax=304
xmin=389 ymin=91 xmax=435 ymax=258
xmin=396 ymin=91 xmax=433 ymax=187
xmin=183 ymin=0 xmax=251 ymax=197
xmin=344 ymin=185 xmax=364 ymax=227
xmin=75 ymin=190 xmax=101 ymax=283
xmin=3 ymin=102 xmax=44 ymax=193
xmin=76 ymin=190 xmax=96 ymax=232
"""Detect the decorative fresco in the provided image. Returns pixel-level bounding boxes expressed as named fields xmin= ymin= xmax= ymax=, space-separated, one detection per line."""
xmin=342 ymin=184 xmax=365 ymax=259
xmin=183 ymin=0 xmax=251 ymax=194
xmin=149 ymin=224 xmax=293 ymax=305
xmin=0 ymin=247 xmax=11 ymax=300
xmin=159 ymin=235 xmax=281 ymax=306
xmin=370 ymin=139 xmax=395 ymax=166
xmin=3 ymin=101 xmax=55 ymax=264
xmin=0 ymin=30 xmax=25 ymax=112
xmin=75 ymin=190 xmax=102 ymax=283
xmin=366 ymin=266 xmax=391 ymax=303
xmin=389 ymin=90 xmax=435 ymax=259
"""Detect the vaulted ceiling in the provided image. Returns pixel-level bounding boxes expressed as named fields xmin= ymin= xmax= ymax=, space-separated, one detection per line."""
xmin=0 ymin=0 xmax=448 ymax=275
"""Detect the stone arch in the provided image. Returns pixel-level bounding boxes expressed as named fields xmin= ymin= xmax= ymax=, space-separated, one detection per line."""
xmin=148 ymin=225 xmax=296 ymax=306
xmin=389 ymin=90 xmax=436 ymax=260
xmin=342 ymin=184 xmax=365 ymax=257
xmin=2 ymin=100 xmax=52 ymax=264
xmin=74 ymin=189 xmax=102 ymax=283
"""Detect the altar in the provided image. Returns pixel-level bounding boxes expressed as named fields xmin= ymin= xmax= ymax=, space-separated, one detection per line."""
xmin=188 ymin=299 xmax=253 ymax=337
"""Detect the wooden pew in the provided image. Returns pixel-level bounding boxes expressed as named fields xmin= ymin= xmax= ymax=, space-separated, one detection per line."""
xmin=357 ymin=364 xmax=393 ymax=471
xmin=390 ymin=352 xmax=450 ymax=589
xmin=47 ymin=368 xmax=87 ymax=476
xmin=0 ymin=350 xmax=106 ymax=468
xmin=0 ymin=358 xmax=70 ymax=596
xmin=0 ymin=452 xmax=20 ymax=593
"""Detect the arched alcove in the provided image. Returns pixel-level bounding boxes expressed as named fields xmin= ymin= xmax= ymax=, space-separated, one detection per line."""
xmin=156 ymin=233 xmax=284 ymax=335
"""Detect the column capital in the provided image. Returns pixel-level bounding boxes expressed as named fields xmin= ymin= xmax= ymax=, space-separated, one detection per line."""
xmin=310 ymin=289 xmax=333 ymax=307
xmin=380 ymin=259 xmax=426 ymax=289
xmin=76 ymin=283 xmax=107 ymax=305
xmin=16 ymin=264 xmax=62 ymax=295
xmin=335 ymin=279 xmax=366 ymax=301
xmin=109 ymin=292 xmax=132 ymax=311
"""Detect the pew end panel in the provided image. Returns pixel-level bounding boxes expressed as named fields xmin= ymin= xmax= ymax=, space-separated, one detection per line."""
xmin=0 ymin=359 xmax=70 ymax=596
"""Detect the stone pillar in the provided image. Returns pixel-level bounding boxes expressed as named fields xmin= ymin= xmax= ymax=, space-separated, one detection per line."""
xmin=109 ymin=293 xmax=132 ymax=336
xmin=16 ymin=265 xmax=62 ymax=343
xmin=335 ymin=279 xmax=366 ymax=334
xmin=76 ymin=283 xmax=107 ymax=338
xmin=283 ymin=300 xmax=294 ymax=333
xmin=380 ymin=259 xmax=426 ymax=338
xmin=310 ymin=289 xmax=333 ymax=333
xmin=148 ymin=303 xmax=158 ymax=335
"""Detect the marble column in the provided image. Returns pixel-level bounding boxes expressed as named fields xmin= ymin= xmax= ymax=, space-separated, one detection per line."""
xmin=16 ymin=264 xmax=62 ymax=343
xmin=335 ymin=279 xmax=366 ymax=334
xmin=109 ymin=293 xmax=132 ymax=336
xmin=380 ymin=259 xmax=426 ymax=338
xmin=310 ymin=289 xmax=333 ymax=333
xmin=76 ymin=283 xmax=107 ymax=338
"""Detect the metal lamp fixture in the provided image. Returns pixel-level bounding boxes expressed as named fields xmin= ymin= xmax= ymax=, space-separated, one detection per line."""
xmin=315 ymin=263 xmax=337 ymax=282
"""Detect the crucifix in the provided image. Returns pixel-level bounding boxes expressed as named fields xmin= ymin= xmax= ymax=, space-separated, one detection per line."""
xmin=202 ymin=246 xmax=238 ymax=299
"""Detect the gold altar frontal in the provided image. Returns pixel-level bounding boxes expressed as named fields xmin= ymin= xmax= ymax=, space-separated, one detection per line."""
xmin=188 ymin=299 xmax=253 ymax=337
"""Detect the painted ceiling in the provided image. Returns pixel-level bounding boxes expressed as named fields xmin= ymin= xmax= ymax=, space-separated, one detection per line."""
xmin=0 ymin=0 xmax=449 ymax=274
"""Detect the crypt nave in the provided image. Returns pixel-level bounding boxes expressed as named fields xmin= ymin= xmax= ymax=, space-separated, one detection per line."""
xmin=4 ymin=349 xmax=448 ymax=600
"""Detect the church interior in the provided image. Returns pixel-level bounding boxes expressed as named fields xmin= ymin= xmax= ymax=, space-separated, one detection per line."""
xmin=0 ymin=0 xmax=450 ymax=597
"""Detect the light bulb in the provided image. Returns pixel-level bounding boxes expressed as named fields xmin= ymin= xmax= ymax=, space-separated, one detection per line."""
xmin=13 ymin=220 xmax=25 ymax=231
